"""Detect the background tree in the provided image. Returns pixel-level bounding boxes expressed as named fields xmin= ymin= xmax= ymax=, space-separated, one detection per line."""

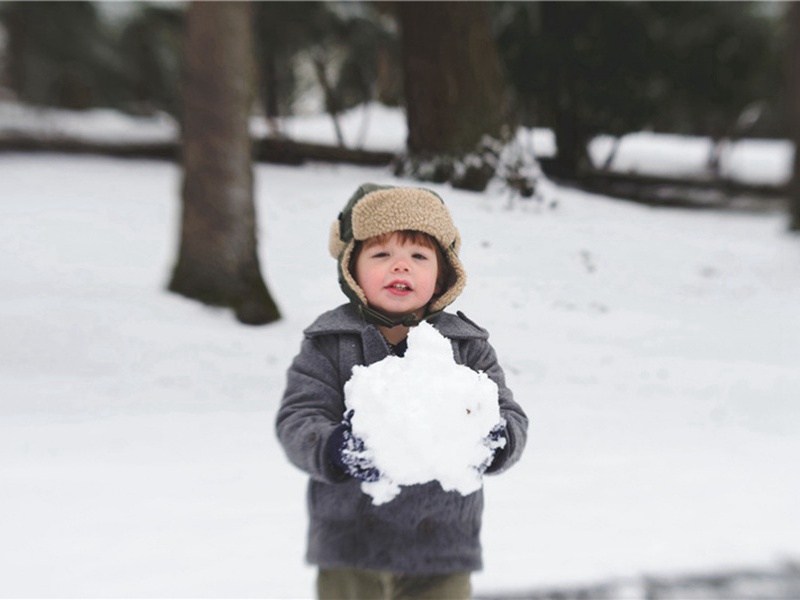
xmin=0 ymin=0 xmax=184 ymax=115
xmin=787 ymin=2 xmax=800 ymax=232
xmin=0 ymin=1 xmax=125 ymax=109
xmin=0 ymin=1 xmax=788 ymax=207
xmin=253 ymin=2 xmax=397 ymax=146
xmin=321 ymin=6 xmax=400 ymax=147
xmin=646 ymin=2 xmax=781 ymax=177
xmin=169 ymin=1 xmax=280 ymax=325
xmin=494 ymin=2 xmax=781 ymax=179
xmin=118 ymin=3 xmax=183 ymax=116
xmin=253 ymin=2 xmax=323 ymax=136
xmin=394 ymin=1 xmax=515 ymax=190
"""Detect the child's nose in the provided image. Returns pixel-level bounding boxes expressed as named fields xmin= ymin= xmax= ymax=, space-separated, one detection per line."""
xmin=391 ymin=258 xmax=410 ymax=272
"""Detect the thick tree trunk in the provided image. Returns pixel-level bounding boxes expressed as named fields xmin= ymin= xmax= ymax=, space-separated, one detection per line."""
xmin=788 ymin=2 xmax=800 ymax=232
xmin=169 ymin=1 xmax=280 ymax=324
xmin=396 ymin=1 xmax=512 ymax=156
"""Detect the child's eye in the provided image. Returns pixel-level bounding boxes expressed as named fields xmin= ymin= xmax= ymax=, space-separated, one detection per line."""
xmin=412 ymin=253 xmax=429 ymax=260
xmin=371 ymin=251 xmax=389 ymax=258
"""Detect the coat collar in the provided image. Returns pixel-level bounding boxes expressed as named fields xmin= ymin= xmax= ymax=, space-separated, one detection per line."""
xmin=304 ymin=303 xmax=488 ymax=341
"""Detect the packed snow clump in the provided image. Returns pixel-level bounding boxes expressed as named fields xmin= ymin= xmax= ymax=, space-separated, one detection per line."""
xmin=343 ymin=322 xmax=505 ymax=505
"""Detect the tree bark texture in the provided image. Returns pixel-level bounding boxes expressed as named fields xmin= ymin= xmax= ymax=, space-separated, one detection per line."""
xmin=788 ymin=2 xmax=800 ymax=232
xmin=169 ymin=1 xmax=280 ymax=324
xmin=396 ymin=1 xmax=512 ymax=156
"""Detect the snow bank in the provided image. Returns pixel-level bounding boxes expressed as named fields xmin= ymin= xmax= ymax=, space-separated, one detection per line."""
xmin=343 ymin=322 xmax=505 ymax=505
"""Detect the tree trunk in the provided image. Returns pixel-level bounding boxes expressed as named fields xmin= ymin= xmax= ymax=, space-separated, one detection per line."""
xmin=311 ymin=54 xmax=346 ymax=148
xmin=261 ymin=49 xmax=283 ymax=137
xmin=3 ymin=5 xmax=29 ymax=98
xmin=550 ymin=104 xmax=592 ymax=178
xmin=396 ymin=1 xmax=512 ymax=156
xmin=375 ymin=44 xmax=403 ymax=106
xmin=540 ymin=2 xmax=592 ymax=179
xmin=169 ymin=1 xmax=280 ymax=325
xmin=788 ymin=2 xmax=800 ymax=232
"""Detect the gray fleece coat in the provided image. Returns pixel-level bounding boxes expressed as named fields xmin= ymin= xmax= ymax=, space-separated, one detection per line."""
xmin=276 ymin=303 xmax=528 ymax=574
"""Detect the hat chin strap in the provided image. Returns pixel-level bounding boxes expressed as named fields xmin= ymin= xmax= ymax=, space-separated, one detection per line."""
xmin=356 ymin=303 xmax=441 ymax=329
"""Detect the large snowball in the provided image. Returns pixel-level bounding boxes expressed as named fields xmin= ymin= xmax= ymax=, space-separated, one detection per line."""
xmin=343 ymin=321 xmax=504 ymax=505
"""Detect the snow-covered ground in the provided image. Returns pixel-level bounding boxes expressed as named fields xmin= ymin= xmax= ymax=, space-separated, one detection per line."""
xmin=1 ymin=104 xmax=799 ymax=598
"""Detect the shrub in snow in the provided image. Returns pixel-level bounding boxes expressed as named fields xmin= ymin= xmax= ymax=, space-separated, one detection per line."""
xmin=343 ymin=322 xmax=505 ymax=505
xmin=392 ymin=133 xmax=554 ymax=206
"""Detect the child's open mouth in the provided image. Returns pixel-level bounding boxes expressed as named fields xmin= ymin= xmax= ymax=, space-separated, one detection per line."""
xmin=386 ymin=281 xmax=412 ymax=294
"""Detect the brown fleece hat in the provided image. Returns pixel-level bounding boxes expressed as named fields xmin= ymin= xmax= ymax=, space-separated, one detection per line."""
xmin=329 ymin=183 xmax=467 ymax=320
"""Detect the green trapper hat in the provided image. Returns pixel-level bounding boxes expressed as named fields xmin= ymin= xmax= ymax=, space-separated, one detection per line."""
xmin=329 ymin=183 xmax=467 ymax=328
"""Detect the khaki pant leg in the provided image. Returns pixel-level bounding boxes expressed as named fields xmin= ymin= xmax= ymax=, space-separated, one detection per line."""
xmin=317 ymin=567 xmax=389 ymax=600
xmin=390 ymin=572 xmax=472 ymax=600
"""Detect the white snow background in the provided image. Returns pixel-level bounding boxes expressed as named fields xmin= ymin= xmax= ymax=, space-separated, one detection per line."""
xmin=344 ymin=321 xmax=504 ymax=506
xmin=1 ymin=102 xmax=799 ymax=598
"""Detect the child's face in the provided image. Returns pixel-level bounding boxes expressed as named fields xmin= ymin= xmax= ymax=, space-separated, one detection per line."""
xmin=354 ymin=232 xmax=440 ymax=321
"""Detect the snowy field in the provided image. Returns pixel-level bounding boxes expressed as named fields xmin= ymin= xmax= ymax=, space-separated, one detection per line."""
xmin=1 ymin=104 xmax=799 ymax=598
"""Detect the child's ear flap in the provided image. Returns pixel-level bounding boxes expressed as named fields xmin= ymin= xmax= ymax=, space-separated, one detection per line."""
xmin=329 ymin=221 xmax=346 ymax=258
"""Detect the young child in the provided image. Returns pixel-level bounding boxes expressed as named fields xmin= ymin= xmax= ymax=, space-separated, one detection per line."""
xmin=276 ymin=183 xmax=528 ymax=600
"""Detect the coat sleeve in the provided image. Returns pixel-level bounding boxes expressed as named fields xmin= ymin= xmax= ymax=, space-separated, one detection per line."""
xmin=461 ymin=338 xmax=528 ymax=474
xmin=275 ymin=335 xmax=350 ymax=484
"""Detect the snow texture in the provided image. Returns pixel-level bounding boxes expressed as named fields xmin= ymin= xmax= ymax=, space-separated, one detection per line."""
xmin=0 ymin=100 xmax=798 ymax=597
xmin=343 ymin=322 xmax=504 ymax=505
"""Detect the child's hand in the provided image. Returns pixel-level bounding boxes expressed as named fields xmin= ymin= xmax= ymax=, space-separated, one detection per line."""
xmin=327 ymin=410 xmax=381 ymax=482
xmin=478 ymin=421 xmax=509 ymax=474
